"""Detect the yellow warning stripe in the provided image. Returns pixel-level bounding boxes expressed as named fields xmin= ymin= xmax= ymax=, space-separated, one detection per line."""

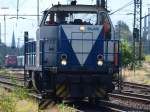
xmin=39 ymin=100 xmax=56 ymax=109
xmin=95 ymin=88 xmax=106 ymax=97
xmin=60 ymin=91 xmax=69 ymax=98
xmin=56 ymin=84 xmax=63 ymax=90
xmin=56 ymin=84 xmax=70 ymax=98
xmin=56 ymin=85 xmax=66 ymax=95
xmin=58 ymin=87 xmax=67 ymax=96
xmin=96 ymin=91 xmax=102 ymax=97
xmin=98 ymin=88 xmax=106 ymax=96
xmin=48 ymin=101 xmax=56 ymax=108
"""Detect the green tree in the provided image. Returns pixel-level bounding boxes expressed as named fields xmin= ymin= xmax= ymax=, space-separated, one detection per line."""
xmin=121 ymin=40 xmax=134 ymax=68
xmin=115 ymin=21 xmax=132 ymax=42
xmin=115 ymin=21 xmax=136 ymax=68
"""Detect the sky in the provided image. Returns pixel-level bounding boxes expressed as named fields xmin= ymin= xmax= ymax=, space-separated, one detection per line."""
xmin=0 ymin=0 xmax=150 ymax=46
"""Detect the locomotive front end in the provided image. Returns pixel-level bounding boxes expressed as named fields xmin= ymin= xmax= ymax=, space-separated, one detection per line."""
xmin=58 ymin=25 xmax=104 ymax=71
xmin=25 ymin=4 xmax=120 ymax=101
xmin=55 ymin=24 xmax=119 ymax=99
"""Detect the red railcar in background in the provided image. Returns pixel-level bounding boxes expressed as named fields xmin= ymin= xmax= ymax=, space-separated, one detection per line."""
xmin=5 ymin=55 xmax=17 ymax=68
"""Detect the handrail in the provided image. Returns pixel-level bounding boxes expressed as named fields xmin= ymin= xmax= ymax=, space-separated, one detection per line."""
xmin=25 ymin=39 xmax=121 ymax=66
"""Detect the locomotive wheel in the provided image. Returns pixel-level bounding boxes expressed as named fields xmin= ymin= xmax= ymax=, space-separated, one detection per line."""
xmin=24 ymin=79 xmax=33 ymax=89
xmin=24 ymin=71 xmax=33 ymax=89
xmin=32 ymin=72 xmax=43 ymax=93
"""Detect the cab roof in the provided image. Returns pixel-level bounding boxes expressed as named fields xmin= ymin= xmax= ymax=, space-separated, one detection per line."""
xmin=48 ymin=5 xmax=107 ymax=13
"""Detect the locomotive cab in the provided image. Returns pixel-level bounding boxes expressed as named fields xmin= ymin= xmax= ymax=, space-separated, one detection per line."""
xmin=40 ymin=5 xmax=112 ymax=39
xmin=37 ymin=5 xmax=115 ymax=70
xmin=25 ymin=4 xmax=120 ymax=101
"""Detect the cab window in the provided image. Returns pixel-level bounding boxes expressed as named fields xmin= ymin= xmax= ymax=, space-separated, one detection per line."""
xmin=43 ymin=12 xmax=98 ymax=25
xmin=44 ymin=13 xmax=57 ymax=25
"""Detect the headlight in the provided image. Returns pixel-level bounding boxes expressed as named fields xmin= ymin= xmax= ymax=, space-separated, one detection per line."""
xmin=80 ymin=26 xmax=85 ymax=32
xmin=97 ymin=55 xmax=103 ymax=66
xmin=97 ymin=60 xmax=103 ymax=66
xmin=61 ymin=54 xmax=67 ymax=66
xmin=61 ymin=59 xmax=67 ymax=66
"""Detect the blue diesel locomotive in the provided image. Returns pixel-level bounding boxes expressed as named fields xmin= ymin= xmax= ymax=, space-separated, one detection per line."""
xmin=24 ymin=1 xmax=121 ymax=102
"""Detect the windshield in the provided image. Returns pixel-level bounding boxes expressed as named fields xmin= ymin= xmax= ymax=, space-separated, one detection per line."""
xmin=43 ymin=12 xmax=97 ymax=25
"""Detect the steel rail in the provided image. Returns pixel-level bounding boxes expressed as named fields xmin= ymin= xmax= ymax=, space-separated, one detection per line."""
xmin=109 ymin=93 xmax=150 ymax=104
xmin=123 ymin=82 xmax=150 ymax=89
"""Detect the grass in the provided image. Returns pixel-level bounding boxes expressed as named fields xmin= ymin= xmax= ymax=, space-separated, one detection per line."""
xmin=0 ymin=86 xmax=38 ymax=112
xmin=44 ymin=103 xmax=76 ymax=112
xmin=0 ymin=71 xmax=76 ymax=112
xmin=0 ymin=69 xmax=10 ymax=76
xmin=0 ymin=88 xmax=16 ymax=112
xmin=0 ymin=86 xmax=77 ymax=112
xmin=122 ymin=62 xmax=150 ymax=85
xmin=15 ymin=99 xmax=38 ymax=112
xmin=0 ymin=69 xmax=16 ymax=79
xmin=145 ymin=55 xmax=150 ymax=63
xmin=0 ymin=69 xmax=17 ymax=77
xmin=12 ymin=87 xmax=29 ymax=100
xmin=0 ymin=95 xmax=16 ymax=112
xmin=57 ymin=103 xmax=76 ymax=112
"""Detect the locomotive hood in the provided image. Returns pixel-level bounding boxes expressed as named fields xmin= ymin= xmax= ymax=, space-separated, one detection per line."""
xmin=59 ymin=25 xmax=104 ymax=67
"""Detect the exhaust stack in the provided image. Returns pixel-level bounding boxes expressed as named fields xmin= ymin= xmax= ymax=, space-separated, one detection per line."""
xmin=96 ymin=0 xmax=100 ymax=6
xmin=96 ymin=0 xmax=106 ymax=8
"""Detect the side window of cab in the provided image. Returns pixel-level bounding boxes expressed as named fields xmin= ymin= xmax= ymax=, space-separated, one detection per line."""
xmin=44 ymin=12 xmax=68 ymax=25
xmin=44 ymin=13 xmax=56 ymax=26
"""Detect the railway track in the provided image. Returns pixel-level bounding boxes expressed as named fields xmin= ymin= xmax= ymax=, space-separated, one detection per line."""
xmin=0 ymin=75 xmax=24 ymax=81
xmin=0 ymin=70 xmax=150 ymax=111
xmin=64 ymin=100 xmax=127 ymax=112
xmin=98 ymin=100 xmax=146 ymax=112
xmin=0 ymin=74 xmax=43 ymax=107
xmin=109 ymin=92 xmax=150 ymax=104
xmin=0 ymin=75 xmax=128 ymax=111
xmin=109 ymin=92 xmax=150 ymax=111
xmin=6 ymin=68 xmax=24 ymax=72
xmin=0 ymin=68 xmax=24 ymax=79
xmin=109 ymin=82 xmax=150 ymax=111
xmin=123 ymin=82 xmax=150 ymax=90
xmin=122 ymin=81 xmax=150 ymax=96
xmin=0 ymin=75 xmax=24 ymax=87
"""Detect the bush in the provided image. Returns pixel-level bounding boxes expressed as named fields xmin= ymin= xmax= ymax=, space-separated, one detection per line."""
xmin=121 ymin=40 xmax=134 ymax=68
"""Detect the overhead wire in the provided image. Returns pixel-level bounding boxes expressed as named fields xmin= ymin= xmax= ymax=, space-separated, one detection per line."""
xmin=83 ymin=0 xmax=134 ymax=21
xmin=19 ymin=0 xmax=29 ymax=8
xmin=109 ymin=1 xmax=134 ymax=15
